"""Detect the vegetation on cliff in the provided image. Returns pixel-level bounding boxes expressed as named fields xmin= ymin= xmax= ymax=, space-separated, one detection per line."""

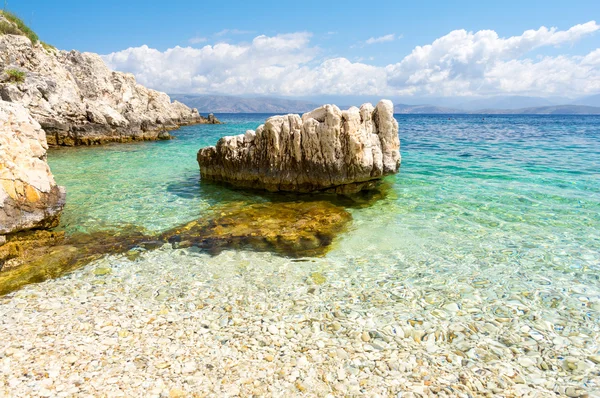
xmin=0 ymin=10 xmax=38 ymax=43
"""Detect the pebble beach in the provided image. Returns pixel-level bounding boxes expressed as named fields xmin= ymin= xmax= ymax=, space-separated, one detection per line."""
xmin=1 ymin=244 xmax=599 ymax=397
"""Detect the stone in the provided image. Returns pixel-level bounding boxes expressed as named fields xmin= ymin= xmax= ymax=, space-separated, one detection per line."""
xmin=518 ymin=357 xmax=536 ymax=367
xmin=197 ymin=100 xmax=400 ymax=194
xmin=162 ymin=200 xmax=352 ymax=257
xmin=0 ymin=101 xmax=66 ymax=235
xmin=310 ymin=272 xmax=326 ymax=285
xmin=0 ymin=35 xmax=220 ymax=147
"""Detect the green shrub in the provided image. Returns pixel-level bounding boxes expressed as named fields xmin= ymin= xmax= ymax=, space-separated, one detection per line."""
xmin=41 ymin=41 xmax=56 ymax=51
xmin=0 ymin=20 xmax=20 ymax=35
xmin=0 ymin=10 xmax=39 ymax=43
xmin=5 ymin=69 xmax=25 ymax=83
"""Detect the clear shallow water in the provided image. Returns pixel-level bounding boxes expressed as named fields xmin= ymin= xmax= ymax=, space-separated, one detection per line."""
xmin=48 ymin=114 xmax=600 ymax=271
xmin=35 ymin=114 xmax=600 ymax=394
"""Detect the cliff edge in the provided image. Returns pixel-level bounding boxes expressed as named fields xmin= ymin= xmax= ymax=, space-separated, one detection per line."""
xmin=0 ymin=24 xmax=219 ymax=146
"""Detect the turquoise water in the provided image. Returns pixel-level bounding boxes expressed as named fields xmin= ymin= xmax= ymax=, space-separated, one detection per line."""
xmin=6 ymin=114 xmax=597 ymax=394
xmin=49 ymin=114 xmax=600 ymax=263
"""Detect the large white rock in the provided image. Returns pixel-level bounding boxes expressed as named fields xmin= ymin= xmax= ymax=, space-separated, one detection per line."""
xmin=0 ymin=101 xmax=65 ymax=235
xmin=198 ymin=100 xmax=400 ymax=193
xmin=0 ymin=35 xmax=218 ymax=146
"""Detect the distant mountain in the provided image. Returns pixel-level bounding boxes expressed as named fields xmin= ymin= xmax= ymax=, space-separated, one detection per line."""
xmin=475 ymin=105 xmax=600 ymax=115
xmin=172 ymin=94 xmax=600 ymax=115
xmin=571 ymin=94 xmax=600 ymax=107
xmin=394 ymin=104 xmax=461 ymax=114
xmin=170 ymin=94 xmax=320 ymax=113
xmin=458 ymin=95 xmax=558 ymax=111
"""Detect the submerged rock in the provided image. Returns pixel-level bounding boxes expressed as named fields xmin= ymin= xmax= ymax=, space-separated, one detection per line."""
xmin=197 ymin=100 xmax=400 ymax=194
xmin=0 ymin=101 xmax=66 ymax=236
xmin=0 ymin=34 xmax=220 ymax=146
xmin=0 ymin=226 xmax=159 ymax=295
xmin=163 ymin=201 xmax=352 ymax=257
xmin=0 ymin=200 xmax=352 ymax=295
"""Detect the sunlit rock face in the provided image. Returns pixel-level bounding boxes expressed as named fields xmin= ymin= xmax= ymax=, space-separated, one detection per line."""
xmin=0 ymin=35 xmax=219 ymax=146
xmin=163 ymin=201 xmax=352 ymax=257
xmin=0 ymin=101 xmax=66 ymax=236
xmin=197 ymin=100 xmax=400 ymax=194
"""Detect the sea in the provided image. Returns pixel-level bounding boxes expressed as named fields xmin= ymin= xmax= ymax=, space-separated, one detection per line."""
xmin=14 ymin=113 xmax=600 ymax=394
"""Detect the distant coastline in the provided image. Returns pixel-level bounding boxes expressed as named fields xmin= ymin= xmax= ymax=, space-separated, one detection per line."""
xmin=171 ymin=94 xmax=600 ymax=115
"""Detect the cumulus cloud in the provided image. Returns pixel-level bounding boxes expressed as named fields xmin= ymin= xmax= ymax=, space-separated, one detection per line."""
xmin=365 ymin=34 xmax=396 ymax=45
xmin=102 ymin=21 xmax=600 ymax=97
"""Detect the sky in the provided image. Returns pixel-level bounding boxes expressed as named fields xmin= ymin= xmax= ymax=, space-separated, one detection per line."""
xmin=9 ymin=0 xmax=600 ymax=101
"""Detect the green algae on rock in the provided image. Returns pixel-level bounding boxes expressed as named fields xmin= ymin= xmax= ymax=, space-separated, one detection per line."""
xmin=0 ymin=201 xmax=352 ymax=295
xmin=0 ymin=226 xmax=159 ymax=296
xmin=163 ymin=201 xmax=352 ymax=257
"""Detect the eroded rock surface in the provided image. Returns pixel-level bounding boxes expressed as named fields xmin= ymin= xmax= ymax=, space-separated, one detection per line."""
xmin=0 ymin=101 xmax=66 ymax=236
xmin=163 ymin=201 xmax=352 ymax=257
xmin=198 ymin=100 xmax=400 ymax=193
xmin=0 ymin=34 xmax=220 ymax=146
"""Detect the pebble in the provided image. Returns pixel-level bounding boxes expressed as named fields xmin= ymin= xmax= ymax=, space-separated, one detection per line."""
xmin=0 ymin=248 xmax=596 ymax=397
xmin=518 ymin=357 xmax=536 ymax=367
xmin=361 ymin=331 xmax=371 ymax=342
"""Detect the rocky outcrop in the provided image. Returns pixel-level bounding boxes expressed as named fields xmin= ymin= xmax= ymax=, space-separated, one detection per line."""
xmin=0 ymin=101 xmax=66 ymax=236
xmin=0 ymin=34 xmax=220 ymax=146
xmin=197 ymin=100 xmax=400 ymax=193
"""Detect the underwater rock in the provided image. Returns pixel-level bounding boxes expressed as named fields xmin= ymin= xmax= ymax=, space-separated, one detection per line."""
xmin=163 ymin=201 xmax=352 ymax=257
xmin=0 ymin=201 xmax=352 ymax=295
xmin=0 ymin=101 xmax=66 ymax=236
xmin=0 ymin=35 xmax=220 ymax=146
xmin=197 ymin=100 xmax=400 ymax=194
xmin=0 ymin=226 xmax=159 ymax=295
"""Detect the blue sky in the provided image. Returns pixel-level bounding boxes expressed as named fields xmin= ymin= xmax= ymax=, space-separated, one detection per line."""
xmin=9 ymin=0 xmax=600 ymax=100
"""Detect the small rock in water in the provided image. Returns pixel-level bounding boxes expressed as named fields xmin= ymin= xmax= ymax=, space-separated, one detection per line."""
xmin=310 ymin=272 xmax=326 ymax=285
xmin=518 ymin=357 xmax=536 ymax=367
xmin=93 ymin=267 xmax=111 ymax=276
xmin=443 ymin=303 xmax=460 ymax=313
xmin=361 ymin=331 xmax=371 ymax=342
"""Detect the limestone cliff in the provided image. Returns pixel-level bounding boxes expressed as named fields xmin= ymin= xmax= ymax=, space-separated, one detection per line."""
xmin=197 ymin=100 xmax=400 ymax=194
xmin=0 ymin=34 xmax=220 ymax=146
xmin=0 ymin=101 xmax=65 ymax=237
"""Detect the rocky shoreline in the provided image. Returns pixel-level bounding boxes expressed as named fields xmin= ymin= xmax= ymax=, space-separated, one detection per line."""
xmin=0 ymin=34 xmax=220 ymax=147
xmin=0 ymin=102 xmax=66 ymax=238
xmin=0 ymin=22 xmax=219 ymax=254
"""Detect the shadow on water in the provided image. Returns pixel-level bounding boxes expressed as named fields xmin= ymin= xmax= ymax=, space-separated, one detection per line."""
xmin=166 ymin=174 xmax=398 ymax=210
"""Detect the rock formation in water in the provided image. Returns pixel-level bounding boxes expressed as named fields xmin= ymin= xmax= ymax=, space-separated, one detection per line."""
xmin=0 ymin=101 xmax=66 ymax=237
xmin=163 ymin=200 xmax=352 ymax=257
xmin=0 ymin=33 xmax=220 ymax=146
xmin=197 ymin=100 xmax=400 ymax=194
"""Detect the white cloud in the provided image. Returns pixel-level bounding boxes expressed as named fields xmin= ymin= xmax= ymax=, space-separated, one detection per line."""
xmin=365 ymin=34 xmax=396 ymax=45
xmin=385 ymin=20 xmax=600 ymax=96
xmin=103 ymin=22 xmax=600 ymax=98
xmin=214 ymin=29 xmax=254 ymax=37
xmin=189 ymin=36 xmax=207 ymax=44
